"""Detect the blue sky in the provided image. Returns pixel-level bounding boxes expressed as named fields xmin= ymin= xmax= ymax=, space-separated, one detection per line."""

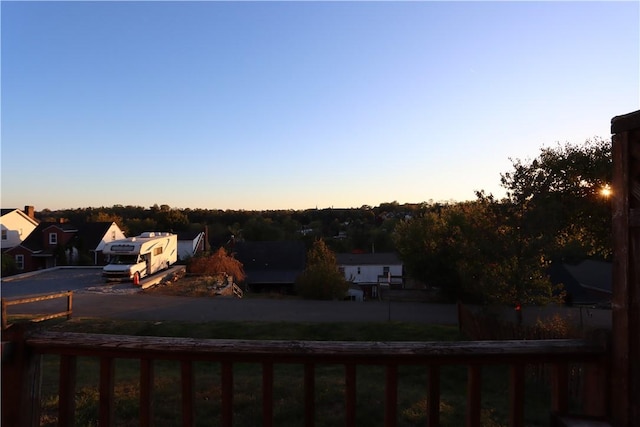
xmin=2 ymin=1 xmax=638 ymax=211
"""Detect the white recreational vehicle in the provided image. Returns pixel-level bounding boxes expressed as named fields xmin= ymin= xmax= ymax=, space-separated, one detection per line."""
xmin=102 ymin=232 xmax=178 ymax=283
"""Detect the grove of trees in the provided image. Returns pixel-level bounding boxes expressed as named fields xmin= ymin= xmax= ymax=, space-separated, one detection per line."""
xmin=394 ymin=138 xmax=612 ymax=305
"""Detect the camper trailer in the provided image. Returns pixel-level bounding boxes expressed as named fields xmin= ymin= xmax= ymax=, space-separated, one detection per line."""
xmin=102 ymin=232 xmax=177 ymax=283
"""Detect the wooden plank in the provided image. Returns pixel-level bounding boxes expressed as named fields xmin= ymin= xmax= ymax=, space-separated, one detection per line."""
xmin=428 ymin=365 xmax=441 ymax=427
xmin=611 ymin=130 xmax=630 ymax=427
xmin=262 ymin=361 xmax=273 ymax=427
xmin=345 ymin=363 xmax=356 ymax=427
xmin=304 ymin=363 xmax=315 ymax=427
xmin=66 ymin=292 xmax=73 ymax=320
xmin=30 ymin=311 xmax=73 ymax=324
xmin=551 ymin=362 xmax=569 ymax=415
xmin=630 ymin=208 xmax=640 ymax=227
xmin=25 ymin=351 xmax=42 ymax=427
xmin=221 ymin=361 xmax=233 ymax=427
xmin=181 ymin=361 xmax=194 ymax=427
xmin=1 ymin=325 xmax=27 ymax=427
xmin=99 ymin=357 xmax=115 ymax=427
xmin=611 ymin=110 xmax=640 ymax=134
xmin=582 ymin=360 xmax=609 ymax=417
xmin=629 ymin=132 xmax=640 ymax=424
xmin=1 ymin=299 xmax=7 ymax=330
xmin=2 ymin=291 xmax=73 ymax=306
xmin=58 ymin=355 xmax=77 ymax=427
xmin=25 ymin=332 xmax=608 ymax=364
xmin=509 ymin=364 xmax=525 ymax=427
xmin=466 ymin=365 xmax=481 ymax=427
xmin=2 ymin=291 xmax=73 ymax=328
xmin=140 ymin=358 xmax=154 ymax=427
xmin=385 ymin=364 xmax=398 ymax=427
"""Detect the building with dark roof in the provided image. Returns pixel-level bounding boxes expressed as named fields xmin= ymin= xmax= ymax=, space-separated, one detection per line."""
xmin=234 ymin=241 xmax=306 ymax=293
xmin=549 ymin=259 xmax=612 ymax=305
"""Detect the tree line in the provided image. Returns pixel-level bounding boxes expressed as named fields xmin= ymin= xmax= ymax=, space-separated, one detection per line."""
xmin=35 ymin=138 xmax=612 ymax=305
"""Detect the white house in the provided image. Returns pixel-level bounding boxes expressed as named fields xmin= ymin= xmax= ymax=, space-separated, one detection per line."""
xmin=76 ymin=222 xmax=126 ymax=265
xmin=336 ymin=252 xmax=403 ymax=300
xmin=0 ymin=206 xmax=39 ymax=250
xmin=177 ymin=231 xmax=206 ymax=261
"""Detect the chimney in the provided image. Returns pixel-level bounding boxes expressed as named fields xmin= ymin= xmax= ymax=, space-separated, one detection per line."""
xmin=24 ymin=205 xmax=35 ymax=219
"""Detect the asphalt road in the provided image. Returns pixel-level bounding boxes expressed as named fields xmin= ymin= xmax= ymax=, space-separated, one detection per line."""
xmin=1 ymin=268 xmax=611 ymax=328
xmin=1 ymin=268 xmax=459 ymax=324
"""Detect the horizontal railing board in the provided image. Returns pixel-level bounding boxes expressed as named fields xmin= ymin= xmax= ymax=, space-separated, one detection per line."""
xmin=26 ymin=331 xmax=606 ymax=364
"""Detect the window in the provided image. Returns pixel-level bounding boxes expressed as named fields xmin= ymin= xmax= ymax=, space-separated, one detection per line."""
xmin=1 ymin=229 xmax=6 ymax=240
xmin=383 ymin=266 xmax=390 ymax=275
xmin=49 ymin=233 xmax=58 ymax=245
xmin=15 ymin=254 xmax=24 ymax=270
xmin=153 ymin=247 xmax=163 ymax=256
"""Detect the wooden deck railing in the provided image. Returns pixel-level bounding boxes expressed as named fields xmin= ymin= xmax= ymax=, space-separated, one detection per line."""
xmin=1 ymin=326 xmax=609 ymax=427
xmin=1 ymin=291 xmax=73 ymax=330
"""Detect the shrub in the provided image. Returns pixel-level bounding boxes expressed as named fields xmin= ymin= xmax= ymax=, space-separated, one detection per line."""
xmin=187 ymin=248 xmax=246 ymax=282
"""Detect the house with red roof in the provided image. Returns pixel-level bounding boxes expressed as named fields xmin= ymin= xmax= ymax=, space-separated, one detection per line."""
xmin=3 ymin=220 xmax=125 ymax=274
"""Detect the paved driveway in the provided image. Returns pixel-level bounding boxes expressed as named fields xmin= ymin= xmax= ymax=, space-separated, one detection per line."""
xmin=1 ymin=267 xmax=107 ymax=297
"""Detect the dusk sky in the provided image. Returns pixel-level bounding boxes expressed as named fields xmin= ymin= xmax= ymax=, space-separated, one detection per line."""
xmin=2 ymin=1 xmax=638 ymax=212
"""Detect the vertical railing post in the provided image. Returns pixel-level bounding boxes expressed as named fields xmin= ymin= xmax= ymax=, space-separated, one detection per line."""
xmin=140 ymin=358 xmax=154 ymax=427
xmin=1 ymin=298 xmax=8 ymax=330
xmin=262 ymin=361 xmax=273 ymax=427
xmin=345 ymin=363 xmax=356 ymax=426
xmin=181 ymin=361 xmax=195 ymax=427
xmin=509 ymin=364 xmax=525 ymax=427
xmin=304 ymin=363 xmax=315 ymax=427
xmin=221 ymin=361 xmax=233 ymax=427
xmin=66 ymin=291 xmax=73 ymax=320
xmin=428 ymin=365 xmax=441 ymax=427
xmin=99 ymin=357 xmax=115 ymax=427
xmin=611 ymin=110 xmax=640 ymax=427
xmin=1 ymin=323 xmax=42 ymax=427
xmin=581 ymin=330 xmax=611 ymax=418
xmin=551 ymin=362 xmax=569 ymax=416
xmin=58 ymin=354 xmax=77 ymax=427
xmin=385 ymin=364 xmax=398 ymax=427
xmin=466 ymin=365 xmax=482 ymax=427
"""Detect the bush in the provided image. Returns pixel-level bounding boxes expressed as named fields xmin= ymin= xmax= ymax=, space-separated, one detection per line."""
xmin=1 ymin=254 xmax=17 ymax=276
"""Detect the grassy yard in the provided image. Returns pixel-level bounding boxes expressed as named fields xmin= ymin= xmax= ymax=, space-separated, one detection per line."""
xmin=31 ymin=318 xmax=560 ymax=427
